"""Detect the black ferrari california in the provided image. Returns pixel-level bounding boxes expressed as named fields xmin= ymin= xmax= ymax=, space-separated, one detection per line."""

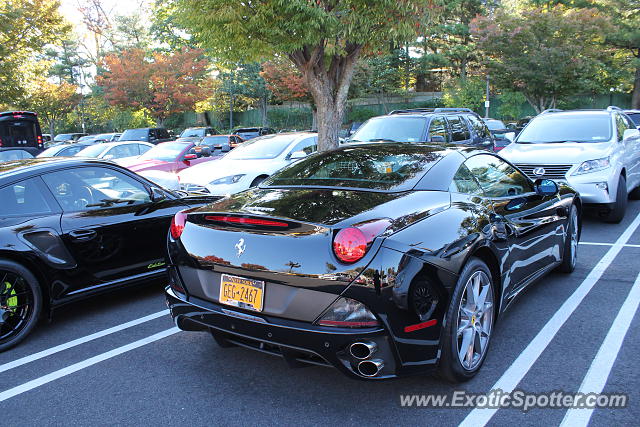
xmin=165 ymin=143 xmax=581 ymax=381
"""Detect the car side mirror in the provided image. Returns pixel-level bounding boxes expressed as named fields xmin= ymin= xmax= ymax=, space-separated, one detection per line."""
xmin=289 ymin=150 xmax=307 ymax=160
xmin=534 ymin=178 xmax=559 ymax=196
xmin=505 ymin=132 xmax=516 ymax=142
xmin=149 ymin=187 xmax=166 ymax=202
xmin=623 ymin=128 xmax=640 ymax=140
xmin=183 ymin=153 xmax=198 ymax=161
xmin=430 ymin=135 xmax=446 ymax=143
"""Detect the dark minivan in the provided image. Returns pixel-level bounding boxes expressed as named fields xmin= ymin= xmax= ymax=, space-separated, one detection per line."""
xmin=0 ymin=111 xmax=44 ymax=155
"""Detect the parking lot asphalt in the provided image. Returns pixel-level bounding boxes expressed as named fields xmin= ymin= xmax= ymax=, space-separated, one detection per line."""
xmin=1 ymin=202 xmax=640 ymax=426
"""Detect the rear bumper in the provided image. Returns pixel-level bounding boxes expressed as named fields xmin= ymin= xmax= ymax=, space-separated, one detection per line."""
xmin=166 ymin=286 xmax=408 ymax=379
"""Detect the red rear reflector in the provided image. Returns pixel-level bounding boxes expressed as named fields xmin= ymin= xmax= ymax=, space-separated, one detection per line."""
xmin=170 ymin=211 xmax=187 ymax=239
xmin=204 ymin=215 xmax=288 ymax=227
xmin=404 ymin=319 xmax=437 ymax=333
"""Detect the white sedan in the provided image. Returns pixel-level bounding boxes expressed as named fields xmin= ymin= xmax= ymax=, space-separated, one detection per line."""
xmin=75 ymin=141 xmax=154 ymax=161
xmin=178 ymin=132 xmax=318 ymax=195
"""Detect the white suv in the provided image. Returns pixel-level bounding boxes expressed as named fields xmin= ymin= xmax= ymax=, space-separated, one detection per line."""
xmin=500 ymin=108 xmax=640 ymax=223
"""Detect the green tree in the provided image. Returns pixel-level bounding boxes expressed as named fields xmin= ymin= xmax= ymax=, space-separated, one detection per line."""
xmin=173 ymin=0 xmax=429 ymax=151
xmin=418 ymin=0 xmax=485 ymax=81
xmin=598 ymin=0 xmax=640 ymax=108
xmin=24 ymin=77 xmax=81 ymax=137
xmin=471 ymin=6 xmax=610 ymax=113
xmin=46 ymin=38 xmax=89 ymax=85
xmin=0 ymin=0 xmax=70 ymax=102
xmin=442 ymin=77 xmax=485 ymax=113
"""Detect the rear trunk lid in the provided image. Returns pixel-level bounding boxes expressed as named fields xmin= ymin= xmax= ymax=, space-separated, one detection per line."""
xmin=177 ymin=187 xmax=449 ymax=290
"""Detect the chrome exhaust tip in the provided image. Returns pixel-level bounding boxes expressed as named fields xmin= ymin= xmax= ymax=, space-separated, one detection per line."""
xmin=357 ymin=359 xmax=384 ymax=377
xmin=349 ymin=341 xmax=377 ymax=360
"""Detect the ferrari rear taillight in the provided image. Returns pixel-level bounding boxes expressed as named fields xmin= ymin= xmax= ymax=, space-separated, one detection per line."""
xmin=332 ymin=219 xmax=391 ymax=264
xmin=170 ymin=211 xmax=187 ymax=239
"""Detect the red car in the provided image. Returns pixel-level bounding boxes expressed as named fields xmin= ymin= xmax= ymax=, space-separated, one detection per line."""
xmin=118 ymin=140 xmax=221 ymax=174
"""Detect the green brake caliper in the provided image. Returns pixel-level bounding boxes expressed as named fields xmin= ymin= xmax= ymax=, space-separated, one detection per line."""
xmin=2 ymin=281 xmax=18 ymax=314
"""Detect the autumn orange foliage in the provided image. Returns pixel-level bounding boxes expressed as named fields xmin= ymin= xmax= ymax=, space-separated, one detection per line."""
xmin=97 ymin=48 xmax=211 ymax=124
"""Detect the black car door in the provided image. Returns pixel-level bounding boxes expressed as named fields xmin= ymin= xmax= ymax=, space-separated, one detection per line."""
xmin=464 ymin=154 xmax=565 ymax=295
xmin=41 ymin=165 xmax=187 ymax=297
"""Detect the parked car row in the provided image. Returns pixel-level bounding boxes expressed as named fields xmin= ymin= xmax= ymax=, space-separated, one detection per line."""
xmin=0 ymin=104 xmax=638 ymax=384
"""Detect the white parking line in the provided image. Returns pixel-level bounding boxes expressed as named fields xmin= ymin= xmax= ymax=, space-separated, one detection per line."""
xmin=459 ymin=211 xmax=640 ymax=427
xmin=0 ymin=310 xmax=168 ymax=374
xmin=0 ymin=327 xmax=179 ymax=402
xmin=580 ymin=241 xmax=640 ymax=248
xmin=559 ymin=272 xmax=640 ymax=427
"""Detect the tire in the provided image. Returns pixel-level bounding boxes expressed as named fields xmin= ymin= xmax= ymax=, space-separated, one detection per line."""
xmin=629 ymin=185 xmax=640 ymax=200
xmin=438 ymin=258 xmax=495 ymax=383
xmin=250 ymin=176 xmax=267 ymax=187
xmin=0 ymin=260 xmax=42 ymax=352
xmin=604 ymin=175 xmax=627 ymax=223
xmin=557 ymin=204 xmax=579 ymax=273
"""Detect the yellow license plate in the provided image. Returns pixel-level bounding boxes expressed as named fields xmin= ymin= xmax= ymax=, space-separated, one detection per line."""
xmin=219 ymin=274 xmax=264 ymax=312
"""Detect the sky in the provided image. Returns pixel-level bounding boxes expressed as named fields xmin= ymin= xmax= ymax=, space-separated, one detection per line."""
xmin=59 ymin=0 xmax=150 ymax=33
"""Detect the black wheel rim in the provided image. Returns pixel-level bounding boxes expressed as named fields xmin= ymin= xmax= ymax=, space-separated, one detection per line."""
xmin=0 ymin=271 xmax=35 ymax=343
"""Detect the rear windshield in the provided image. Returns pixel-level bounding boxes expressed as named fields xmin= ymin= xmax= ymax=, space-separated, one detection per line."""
xmin=484 ymin=120 xmax=505 ymax=130
xmin=350 ymin=116 xmax=427 ymax=143
xmin=120 ymin=129 xmax=148 ymax=141
xmin=75 ymin=144 xmax=107 ymax=157
xmin=0 ymin=149 xmax=33 ymax=161
xmin=54 ymin=134 xmax=75 ymax=141
xmin=139 ymin=142 xmax=188 ymax=161
xmin=225 ymin=134 xmax=296 ymax=160
xmin=0 ymin=119 xmax=38 ymax=146
xmin=201 ymin=136 xmax=229 ymax=146
xmin=180 ymin=128 xmax=205 ymax=137
xmin=265 ymin=144 xmax=444 ymax=192
xmin=517 ymin=114 xmax=612 ymax=143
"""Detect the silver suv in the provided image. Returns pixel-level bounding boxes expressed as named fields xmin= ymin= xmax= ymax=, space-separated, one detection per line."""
xmin=500 ymin=107 xmax=640 ymax=223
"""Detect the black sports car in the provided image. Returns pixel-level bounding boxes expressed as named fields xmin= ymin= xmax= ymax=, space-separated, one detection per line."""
xmin=166 ymin=144 xmax=581 ymax=381
xmin=0 ymin=158 xmax=217 ymax=350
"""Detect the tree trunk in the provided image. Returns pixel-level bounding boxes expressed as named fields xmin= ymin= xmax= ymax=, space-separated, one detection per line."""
xmin=311 ymin=104 xmax=318 ymax=131
xmin=523 ymin=93 xmax=542 ymax=114
xmin=289 ymin=44 xmax=362 ymax=152
xmin=261 ymin=96 xmax=268 ymax=126
xmin=49 ymin=120 xmax=55 ymax=139
xmin=632 ymin=65 xmax=640 ymax=109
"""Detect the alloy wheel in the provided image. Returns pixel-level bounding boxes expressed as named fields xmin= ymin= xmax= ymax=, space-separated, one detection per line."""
xmin=456 ymin=270 xmax=494 ymax=371
xmin=569 ymin=208 xmax=578 ymax=268
xmin=0 ymin=271 xmax=35 ymax=344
